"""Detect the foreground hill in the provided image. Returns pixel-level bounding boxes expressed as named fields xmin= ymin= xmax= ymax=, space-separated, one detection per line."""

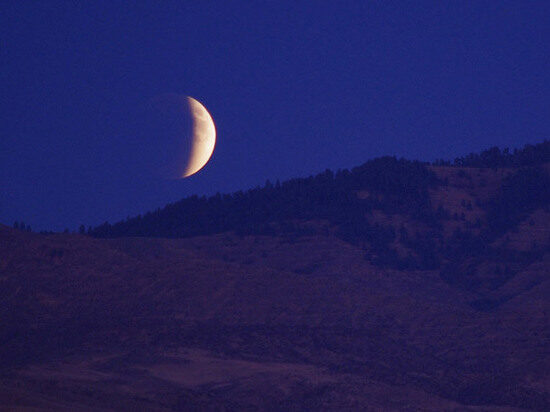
xmin=2 ymin=142 xmax=549 ymax=410
xmin=1 ymin=215 xmax=549 ymax=409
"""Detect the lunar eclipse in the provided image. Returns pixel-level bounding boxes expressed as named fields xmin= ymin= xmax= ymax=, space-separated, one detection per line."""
xmin=146 ymin=94 xmax=216 ymax=179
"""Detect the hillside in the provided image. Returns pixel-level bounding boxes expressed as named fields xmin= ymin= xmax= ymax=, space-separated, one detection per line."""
xmin=92 ymin=142 xmax=550 ymax=301
xmin=1 ymin=141 xmax=549 ymax=410
xmin=1 ymin=222 xmax=549 ymax=410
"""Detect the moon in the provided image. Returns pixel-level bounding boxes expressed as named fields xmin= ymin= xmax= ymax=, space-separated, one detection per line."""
xmin=183 ymin=96 xmax=216 ymax=178
xmin=144 ymin=94 xmax=216 ymax=179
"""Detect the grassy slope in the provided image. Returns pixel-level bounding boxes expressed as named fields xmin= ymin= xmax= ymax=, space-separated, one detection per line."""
xmin=1 ymin=165 xmax=549 ymax=410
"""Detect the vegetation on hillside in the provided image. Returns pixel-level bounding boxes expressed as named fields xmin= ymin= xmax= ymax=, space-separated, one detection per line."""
xmin=9 ymin=140 xmax=545 ymax=294
xmin=90 ymin=141 xmax=550 ymax=280
xmin=486 ymin=166 xmax=550 ymax=236
xmin=434 ymin=140 xmax=550 ymax=168
xmin=91 ymin=156 xmax=439 ymax=242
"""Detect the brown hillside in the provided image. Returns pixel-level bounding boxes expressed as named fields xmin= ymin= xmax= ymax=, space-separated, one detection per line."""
xmin=1 ymin=196 xmax=549 ymax=412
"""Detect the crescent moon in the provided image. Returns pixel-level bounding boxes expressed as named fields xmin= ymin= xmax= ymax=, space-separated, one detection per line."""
xmin=182 ymin=97 xmax=216 ymax=178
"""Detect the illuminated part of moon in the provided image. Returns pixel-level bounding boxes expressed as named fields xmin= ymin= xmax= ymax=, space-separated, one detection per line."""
xmin=182 ymin=97 xmax=216 ymax=178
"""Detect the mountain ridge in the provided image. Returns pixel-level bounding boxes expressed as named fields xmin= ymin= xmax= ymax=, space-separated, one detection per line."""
xmin=91 ymin=140 xmax=550 ymax=238
xmin=1 ymin=140 xmax=549 ymax=410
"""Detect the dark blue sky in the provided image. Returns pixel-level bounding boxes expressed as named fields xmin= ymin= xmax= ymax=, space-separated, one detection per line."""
xmin=2 ymin=1 xmax=549 ymax=231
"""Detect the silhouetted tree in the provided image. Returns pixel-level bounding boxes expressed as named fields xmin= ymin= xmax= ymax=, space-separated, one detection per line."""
xmin=447 ymin=140 xmax=550 ymax=168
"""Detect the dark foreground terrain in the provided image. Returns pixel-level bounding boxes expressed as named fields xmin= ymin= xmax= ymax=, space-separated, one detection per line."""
xmin=1 ymin=148 xmax=549 ymax=410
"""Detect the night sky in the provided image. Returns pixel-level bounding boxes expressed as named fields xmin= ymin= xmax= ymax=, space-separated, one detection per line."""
xmin=2 ymin=2 xmax=549 ymax=231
